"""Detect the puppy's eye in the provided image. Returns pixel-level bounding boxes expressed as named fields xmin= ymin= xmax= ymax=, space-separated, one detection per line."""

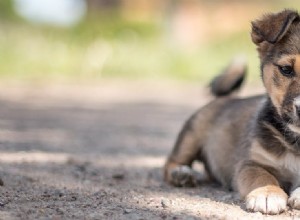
xmin=278 ymin=65 xmax=294 ymax=77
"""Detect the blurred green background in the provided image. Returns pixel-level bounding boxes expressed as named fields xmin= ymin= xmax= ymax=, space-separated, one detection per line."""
xmin=0 ymin=0 xmax=300 ymax=84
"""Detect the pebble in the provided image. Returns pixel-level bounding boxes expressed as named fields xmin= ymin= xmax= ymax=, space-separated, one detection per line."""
xmin=54 ymin=190 xmax=64 ymax=197
xmin=161 ymin=198 xmax=171 ymax=208
xmin=123 ymin=208 xmax=133 ymax=214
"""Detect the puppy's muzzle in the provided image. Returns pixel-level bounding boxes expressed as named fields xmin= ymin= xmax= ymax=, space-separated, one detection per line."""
xmin=294 ymin=97 xmax=300 ymax=118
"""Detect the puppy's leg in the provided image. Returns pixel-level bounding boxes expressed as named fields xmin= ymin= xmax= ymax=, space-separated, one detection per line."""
xmin=288 ymin=187 xmax=300 ymax=209
xmin=236 ymin=162 xmax=288 ymax=214
xmin=164 ymin=117 xmax=207 ymax=187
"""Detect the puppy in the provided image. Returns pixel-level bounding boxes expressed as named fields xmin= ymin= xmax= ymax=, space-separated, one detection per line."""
xmin=164 ymin=9 xmax=300 ymax=215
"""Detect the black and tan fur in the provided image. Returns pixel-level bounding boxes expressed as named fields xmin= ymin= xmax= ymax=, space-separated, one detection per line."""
xmin=164 ymin=9 xmax=300 ymax=214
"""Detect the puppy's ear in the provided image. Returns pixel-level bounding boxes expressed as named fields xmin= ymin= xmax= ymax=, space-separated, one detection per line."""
xmin=251 ymin=9 xmax=299 ymax=44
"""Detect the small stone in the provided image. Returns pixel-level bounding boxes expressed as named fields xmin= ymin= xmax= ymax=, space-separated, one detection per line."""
xmin=54 ymin=190 xmax=64 ymax=197
xmin=123 ymin=208 xmax=132 ymax=214
xmin=56 ymin=208 xmax=64 ymax=215
xmin=161 ymin=198 xmax=171 ymax=208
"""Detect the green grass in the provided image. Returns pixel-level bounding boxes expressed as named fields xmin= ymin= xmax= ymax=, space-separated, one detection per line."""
xmin=4 ymin=1 xmax=300 ymax=84
xmin=0 ymin=19 xmax=261 ymax=84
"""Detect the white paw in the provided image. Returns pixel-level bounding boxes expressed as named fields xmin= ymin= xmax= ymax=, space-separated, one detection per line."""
xmin=288 ymin=187 xmax=300 ymax=209
xmin=170 ymin=165 xmax=197 ymax=187
xmin=246 ymin=186 xmax=287 ymax=214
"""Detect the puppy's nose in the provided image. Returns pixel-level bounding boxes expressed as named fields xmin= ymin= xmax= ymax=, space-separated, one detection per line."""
xmin=294 ymin=97 xmax=300 ymax=117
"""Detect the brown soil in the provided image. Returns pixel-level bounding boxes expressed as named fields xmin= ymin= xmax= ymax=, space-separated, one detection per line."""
xmin=0 ymin=81 xmax=298 ymax=220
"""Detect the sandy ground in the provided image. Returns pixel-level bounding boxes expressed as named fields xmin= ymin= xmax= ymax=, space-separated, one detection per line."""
xmin=0 ymin=81 xmax=299 ymax=220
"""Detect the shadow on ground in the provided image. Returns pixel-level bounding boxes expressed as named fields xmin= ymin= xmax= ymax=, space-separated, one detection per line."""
xmin=0 ymin=92 xmax=297 ymax=220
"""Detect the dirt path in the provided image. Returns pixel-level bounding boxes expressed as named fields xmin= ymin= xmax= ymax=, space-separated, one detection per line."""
xmin=0 ymin=82 xmax=298 ymax=220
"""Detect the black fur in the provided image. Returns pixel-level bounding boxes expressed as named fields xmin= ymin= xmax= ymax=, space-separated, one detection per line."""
xmin=256 ymin=97 xmax=300 ymax=156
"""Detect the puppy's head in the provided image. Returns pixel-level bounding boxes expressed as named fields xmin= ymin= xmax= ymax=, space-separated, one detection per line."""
xmin=252 ymin=9 xmax=300 ymax=124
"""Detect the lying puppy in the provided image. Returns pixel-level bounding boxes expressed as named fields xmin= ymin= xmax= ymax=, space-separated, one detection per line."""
xmin=164 ymin=9 xmax=300 ymax=215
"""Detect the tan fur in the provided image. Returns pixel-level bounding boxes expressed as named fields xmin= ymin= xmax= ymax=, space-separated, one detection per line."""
xmin=170 ymin=133 xmax=199 ymax=164
xmin=294 ymin=55 xmax=300 ymax=74
xmin=277 ymin=55 xmax=295 ymax=66
xmin=251 ymin=141 xmax=300 ymax=185
xmin=164 ymin=161 xmax=180 ymax=183
xmin=263 ymin=64 xmax=286 ymax=115
xmin=236 ymin=161 xmax=280 ymax=197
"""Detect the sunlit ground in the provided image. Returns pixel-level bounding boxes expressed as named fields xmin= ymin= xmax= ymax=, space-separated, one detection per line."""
xmin=0 ymin=82 xmax=294 ymax=219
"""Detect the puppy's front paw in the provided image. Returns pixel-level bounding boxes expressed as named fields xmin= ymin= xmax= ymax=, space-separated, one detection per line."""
xmin=169 ymin=165 xmax=197 ymax=187
xmin=288 ymin=188 xmax=300 ymax=209
xmin=246 ymin=185 xmax=288 ymax=214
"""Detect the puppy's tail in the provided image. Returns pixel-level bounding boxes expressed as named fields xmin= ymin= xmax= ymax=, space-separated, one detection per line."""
xmin=210 ymin=56 xmax=247 ymax=97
